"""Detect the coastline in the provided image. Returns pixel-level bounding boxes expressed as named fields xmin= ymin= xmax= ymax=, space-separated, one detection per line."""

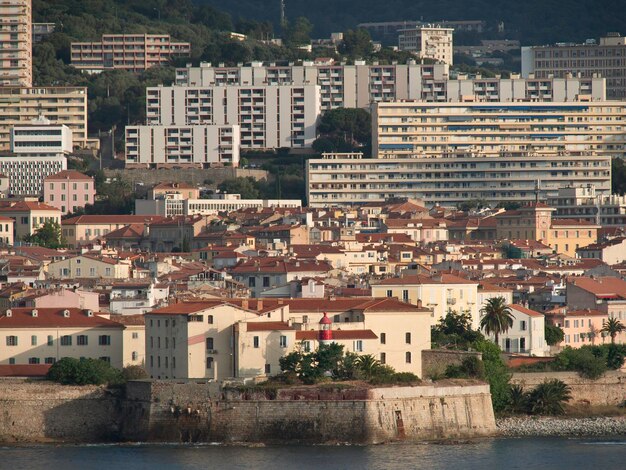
xmin=497 ymin=416 xmax=626 ymax=437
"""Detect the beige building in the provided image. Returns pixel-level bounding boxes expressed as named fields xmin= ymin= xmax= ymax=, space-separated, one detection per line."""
xmin=61 ymin=214 xmax=163 ymax=247
xmin=372 ymin=274 xmax=480 ymax=327
xmin=47 ymin=254 xmax=132 ymax=280
xmin=0 ymin=0 xmax=32 ymax=87
xmin=110 ymin=314 xmax=145 ymax=367
xmin=71 ymin=34 xmax=190 ymax=73
xmin=0 ymin=215 xmax=14 ymax=245
xmin=0 ymin=307 xmax=125 ymax=368
xmin=398 ymin=26 xmax=454 ymax=64
xmin=0 ymin=86 xmax=88 ymax=151
xmin=0 ymin=200 xmax=61 ymax=240
xmin=148 ymin=182 xmax=200 ymax=200
xmin=577 ymin=237 xmax=626 ymax=265
xmin=546 ymin=307 xmax=609 ymax=348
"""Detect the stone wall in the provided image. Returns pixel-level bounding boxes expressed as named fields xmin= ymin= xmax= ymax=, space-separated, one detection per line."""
xmin=104 ymin=168 xmax=268 ymax=188
xmin=0 ymin=379 xmax=119 ymax=443
xmin=421 ymin=349 xmax=483 ymax=379
xmin=511 ymin=371 xmax=626 ymax=406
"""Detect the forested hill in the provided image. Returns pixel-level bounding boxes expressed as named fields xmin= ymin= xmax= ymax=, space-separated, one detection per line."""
xmin=196 ymin=0 xmax=626 ymax=45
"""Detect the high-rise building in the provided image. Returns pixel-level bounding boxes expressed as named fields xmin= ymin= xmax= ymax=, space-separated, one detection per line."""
xmin=71 ymin=34 xmax=191 ymax=73
xmin=398 ymin=26 xmax=454 ymax=65
xmin=522 ymin=33 xmax=626 ymax=99
xmin=0 ymin=0 xmax=32 ymax=87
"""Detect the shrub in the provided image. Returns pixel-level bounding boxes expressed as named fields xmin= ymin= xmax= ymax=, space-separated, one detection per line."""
xmin=475 ymin=340 xmax=511 ymax=413
xmin=121 ymin=365 xmax=149 ymax=381
xmin=507 ymin=384 xmax=529 ymax=414
xmin=47 ymin=358 xmax=122 ymax=385
xmin=526 ymin=379 xmax=572 ymax=415
xmin=606 ymin=345 xmax=626 ymax=370
xmin=554 ymin=347 xmax=607 ymax=380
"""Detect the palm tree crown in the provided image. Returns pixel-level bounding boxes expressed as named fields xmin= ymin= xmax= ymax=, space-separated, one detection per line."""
xmin=480 ymin=297 xmax=514 ymax=347
xmin=602 ymin=317 xmax=625 ymax=344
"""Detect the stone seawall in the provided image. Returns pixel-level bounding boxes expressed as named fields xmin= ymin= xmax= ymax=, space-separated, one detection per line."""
xmin=511 ymin=371 xmax=626 ymax=406
xmin=422 ymin=349 xmax=483 ymax=379
xmin=0 ymin=379 xmax=120 ymax=443
xmin=121 ymin=381 xmax=496 ymax=444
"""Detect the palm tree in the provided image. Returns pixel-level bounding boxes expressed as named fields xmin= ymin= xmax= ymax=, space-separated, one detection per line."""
xmin=527 ymin=379 xmax=572 ymax=416
xmin=355 ymin=354 xmax=381 ymax=380
xmin=480 ymin=297 xmax=514 ymax=347
xmin=602 ymin=317 xmax=625 ymax=344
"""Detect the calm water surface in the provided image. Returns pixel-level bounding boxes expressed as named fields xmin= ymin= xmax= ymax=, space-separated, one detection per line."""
xmin=1 ymin=438 xmax=625 ymax=470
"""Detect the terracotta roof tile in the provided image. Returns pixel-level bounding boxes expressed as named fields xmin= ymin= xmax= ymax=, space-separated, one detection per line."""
xmin=0 ymin=308 xmax=125 ymax=328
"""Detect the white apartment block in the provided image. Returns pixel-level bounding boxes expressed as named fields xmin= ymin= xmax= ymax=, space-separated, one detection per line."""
xmin=522 ymin=33 xmax=626 ymax=99
xmin=0 ymin=156 xmax=66 ymax=196
xmin=306 ymin=151 xmax=611 ymax=207
xmin=146 ymin=84 xmax=319 ymax=149
xmin=176 ymin=62 xmax=606 ymax=112
xmin=547 ymin=185 xmax=626 ymax=226
xmin=71 ymin=34 xmax=191 ymax=73
xmin=372 ymin=101 xmax=626 ymax=159
xmin=398 ymin=26 xmax=454 ymax=65
xmin=0 ymin=86 xmax=88 ymax=151
xmin=125 ymin=125 xmax=240 ymax=168
xmin=11 ymin=118 xmax=73 ymax=155
xmin=0 ymin=0 xmax=32 ymax=87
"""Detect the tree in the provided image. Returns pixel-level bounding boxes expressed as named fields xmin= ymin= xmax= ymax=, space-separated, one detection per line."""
xmin=47 ymin=357 xmax=122 ymax=385
xmin=217 ymin=177 xmax=261 ymax=199
xmin=354 ymin=354 xmax=381 ymax=380
xmin=315 ymin=108 xmax=372 ymax=154
xmin=284 ymin=17 xmax=313 ymax=46
xmin=480 ymin=297 xmax=514 ymax=346
xmin=431 ymin=309 xmax=484 ymax=349
xmin=526 ymin=379 xmax=572 ymax=415
xmin=23 ymin=220 xmax=65 ymax=248
xmin=475 ymin=340 xmax=511 ymax=413
xmin=507 ymin=384 xmax=529 ymax=414
xmin=545 ymin=324 xmax=565 ymax=346
xmin=338 ymin=29 xmax=373 ymax=58
xmin=612 ymin=157 xmax=626 ymax=195
xmin=602 ymin=317 xmax=625 ymax=344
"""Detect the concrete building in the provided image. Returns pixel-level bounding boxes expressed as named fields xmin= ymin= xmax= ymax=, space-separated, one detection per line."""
xmin=0 ymin=0 xmax=32 ymax=87
xmin=109 ymin=281 xmax=169 ymax=315
xmin=146 ymin=84 xmax=320 ymax=149
xmin=43 ymin=170 xmax=95 ymax=215
xmin=61 ymin=214 xmax=163 ymax=248
xmin=0 ymin=307 xmax=125 ymax=368
xmin=32 ymin=22 xmax=55 ymax=42
xmin=47 ymin=254 xmax=132 ymax=280
xmin=125 ymin=125 xmax=240 ymax=168
xmin=109 ymin=314 xmax=145 ymax=367
xmin=522 ymin=33 xmax=626 ymax=99
xmin=0 ymin=156 xmax=66 ymax=196
xmin=372 ymin=101 xmax=626 ymax=159
xmin=0 ymin=200 xmax=61 ymax=240
xmin=148 ymin=182 xmax=200 ymax=200
xmin=547 ymin=186 xmax=626 ymax=227
xmin=488 ymin=304 xmax=548 ymax=356
xmin=71 ymin=34 xmax=191 ymax=73
xmin=0 ymin=86 xmax=88 ymax=151
xmin=577 ymin=238 xmax=626 ymax=265
xmin=306 ymin=151 xmax=612 ymax=207
xmin=10 ymin=118 xmax=73 ymax=155
xmin=358 ymin=20 xmax=484 ymax=42
xmin=398 ymin=26 xmax=454 ymax=64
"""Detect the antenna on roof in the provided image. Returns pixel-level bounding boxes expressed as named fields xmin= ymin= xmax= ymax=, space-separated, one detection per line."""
xmin=280 ymin=0 xmax=286 ymax=27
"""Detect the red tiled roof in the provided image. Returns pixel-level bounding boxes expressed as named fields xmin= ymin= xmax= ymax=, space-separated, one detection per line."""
xmin=567 ymin=276 xmax=626 ymax=298
xmin=104 ymin=223 xmax=145 ymax=239
xmin=0 ymin=201 xmax=59 ymax=212
xmin=63 ymin=215 xmax=163 ymax=225
xmin=109 ymin=313 xmax=145 ymax=326
xmin=376 ymin=273 xmax=476 ymax=286
xmin=246 ymin=321 xmax=292 ymax=332
xmin=0 ymin=308 xmax=125 ymax=328
xmin=296 ymin=329 xmax=378 ymax=340
xmin=510 ymin=304 xmax=544 ymax=318
xmin=0 ymin=364 xmax=51 ymax=377
xmin=45 ymin=170 xmax=93 ymax=181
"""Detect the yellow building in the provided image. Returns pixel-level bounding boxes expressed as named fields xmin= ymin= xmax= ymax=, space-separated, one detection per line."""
xmin=61 ymin=214 xmax=163 ymax=248
xmin=0 ymin=200 xmax=61 ymax=240
xmin=110 ymin=314 xmax=146 ymax=367
xmin=47 ymin=254 xmax=132 ymax=280
xmin=0 ymin=307 xmax=125 ymax=368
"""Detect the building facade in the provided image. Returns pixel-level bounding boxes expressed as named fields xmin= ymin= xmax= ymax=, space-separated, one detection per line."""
xmin=125 ymin=125 xmax=240 ymax=168
xmin=522 ymin=33 xmax=626 ymax=99
xmin=0 ymin=0 xmax=32 ymax=87
xmin=0 ymin=156 xmax=66 ymax=196
xmin=71 ymin=34 xmax=191 ymax=73
xmin=0 ymin=200 xmax=61 ymax=240
xmin=306 ymin=151 xmax=611 ymax=207
xmin=43 ymin=170 xmax=95 ymax=215
xmin=398 ymin=26 xmax=454 ymax=64
xmin=547 ymin=186 xmax=626 ymax=227
xmin=145 ymin=84 xmax=320 ymax=149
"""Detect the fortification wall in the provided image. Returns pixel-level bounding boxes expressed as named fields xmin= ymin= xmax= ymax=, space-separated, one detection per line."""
xmin=421 ymin=349 xmax=483 ymax=379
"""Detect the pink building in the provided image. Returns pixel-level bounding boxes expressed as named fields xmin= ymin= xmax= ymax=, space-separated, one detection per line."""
xmin=43 ymin=170 xmax=95 ymax=215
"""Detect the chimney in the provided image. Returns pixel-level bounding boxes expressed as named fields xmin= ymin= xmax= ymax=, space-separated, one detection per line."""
xmin=417 ymin=299 xmax=423 ymax=308
xmin=5 ymin=309 xmax=12 ymax=317
xmin=257 ymin=300 xmax=264 ymax=311
xmin=242 ymin=299 xmax=249 ymax=310
xmin=31 ymin=309 xmax=38 ymax=317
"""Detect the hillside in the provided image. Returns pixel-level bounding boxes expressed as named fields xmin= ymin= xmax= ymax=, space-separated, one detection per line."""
xmin=196 ymin=0 xmax=625 ymax=45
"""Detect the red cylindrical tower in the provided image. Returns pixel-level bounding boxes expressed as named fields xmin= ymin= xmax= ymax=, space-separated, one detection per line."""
xmin=318 ymin=311 xmax=333 ymax=344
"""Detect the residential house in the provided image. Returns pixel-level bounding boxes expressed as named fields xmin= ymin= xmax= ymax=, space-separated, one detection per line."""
xmin=0 ymin=201 xmax=61 ymax=240
xmin=110 ymin=314 xmax=146 ymax=367
xmin=485 ymin=304 xmax=548 ymax=356
xmin=47 ymin=254 xmax=132 ymax=280
xmin=577 ymin=238 xmax=626 ymax=265
xmin=62 ymin=215 xmax=163 ymax=248
xmin=0 ymin=216 xmax=14 ymax=245
xmin=545 ymin=307 xmax=608 ymax=348
xmin=43 ymin=170 xmax=95 ymax=215
xmin=142 ymin=215 xmax=207 ymax=252
xmin=109 ymin=281 xmax=169 ymax=315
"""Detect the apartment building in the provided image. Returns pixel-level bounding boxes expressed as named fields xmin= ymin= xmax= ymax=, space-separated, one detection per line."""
xmin=145 ymin=84 xmax=320 ymax=149
xmin=0 ymin=0 xmax=32 ymax=87
xmin=71 ymin=34 xmax=191 ymax=73
xmin=0 ymin=155 xmax=66 ymax=196
xmin=488 ymin=304 xmax=549 ymax=356
xmin=547 ymin=185 xmax=626 ymax=226
xmin=43 ymin=170 xmax=95 ymax=215
xmin=0 ymin=200 xmax=61 ymax=240
xmin=372 ymin=101 xmax=626 ymax=159
xmin=306 ymin=151 xmax=611 ymax=207
xmin=545 ymin=307 xmax=609 ymax=348
xmin=47 ymin=254 xmax=132 ymax=280
xmin=61 ymin=214 xmax=163 ymax=247
xmin=522 ymin=33 xmax=626 ymax=99
xmin=0 ymin=307 xmax=125 ymax=368
xmin=0 ymin=86 xmax=88 ymax=151
xmin=125 ymin=125 xmax=240 ymax=168
xmin=398 ymin=26 xmax=454 ymax=65
xmin=10 ymin=118 xmax=73 ymax=155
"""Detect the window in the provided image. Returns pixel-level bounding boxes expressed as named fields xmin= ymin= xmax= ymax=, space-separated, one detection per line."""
xmin=99 ymin=357 xmax=111 ymax=364
xmin=520 ymin=321 xmax=527 ymax=331
xmin=206 ymin=357 xmax=214 ymax=369
xmin=279 ymin=335 xmax=287 ymax=348
xmin=405 ymin=332 xmax=411 ymax=344
xmin=386 ymin=290 xmax=392 ymax=297
xmin=265 ymin=364 xmax=271 ymax=374
xmin=380 ymin=352 xmax=386 ymax=364
xmin=402 ymin=290 xmax=409 ymax=302
xmin=77 ymin=335 xmax=88 ymax=346
xmin=61 ymin=335 xmax=72 ymax=346
xmin=98 ymin=335 xmax=111 ymax=346
xmin=47 ymin=335 xmax=53 ymax=346
xmin=248 ymin=277 xmax=256 ymax=287
xmin=9 ymin=358 xmax=15 ymax=365
xmin=132 ymin=332 xmax=139 ymax=339
xmin=405 ymin=352 xmax=412 ymax=364
xmin=380 ymin=333 xmax=386 ymax=344
xmin=172 ymin=357 xmax=176 ymax=369
xmin=31 ymin=335 xmax=37 ymax=346
xmin=208 ymin=315 xmax=214 ymax=324
xmin=29 ymin=357 xmax=40 ymax=364
xmin=150 ymin=356 xmax=153 ymax=367
xmin=354 ymin=340 xmax=363 ymax=352
xmin=253 ymin=336 xmax=259 ymax=348
xmin=206 ymin=337 xmax=214 ymax=350
xmin=132 ymin=351 xmax=138 ymax=361
xmin=45 ymin=357 xmax=55 ymax=364
xmin=565 ymin=320 xmax=570 ymax=328
xmin=165 ymin=337 xmax=169 ymax=349
xmin=303 ymin=341 xmax=311 ymax=352
xmin=263 ymin=276 xmax=270 ymax=287
xmin=6 ymin=335 xmax=18 ymax=346
xmin=172 ymin=337 xmax=176 ymax=349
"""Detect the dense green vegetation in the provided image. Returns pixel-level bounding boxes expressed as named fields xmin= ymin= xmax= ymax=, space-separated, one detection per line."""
xmin=199 ymin=0 xmax=626 ymax=45
xmin=507 ymin=380 xmax=573 ymax=416
xmin=23 ymin=220 xmax=66 ymax=247
xmin=47 ymin=358 xmax=148 ymax=385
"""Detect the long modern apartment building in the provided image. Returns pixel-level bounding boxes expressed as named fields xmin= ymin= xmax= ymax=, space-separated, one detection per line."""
xmin=522 ymin=33 xmax=626 ymax=99
xmin=306 ymin=151 xmax=611 ymax=207
xmin=125 ymin=125 xmax=240 ymax=168
xmin=145 ymin=84 xmax=320 ymax=149
xmin=71 ymin=34 xmax=191 ymax=73
xmin=0 ymin=86 xmax=88 ymax=151
xmin=176 ymin=61 xmax=605 ymax=112
xmin=372 ymin=101 xmax=626 ymax=159
xmin=547 ymin=185 xmax=626 ymax=227
xmin=0 ymin=0 xmax=32 ymax=87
